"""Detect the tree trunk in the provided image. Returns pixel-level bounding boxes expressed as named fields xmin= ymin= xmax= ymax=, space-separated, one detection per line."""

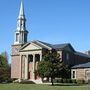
xmin=51 ymin=77 xmax=54 ymax=85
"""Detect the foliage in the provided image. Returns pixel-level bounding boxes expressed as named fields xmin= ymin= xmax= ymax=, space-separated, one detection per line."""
xmin=37 ymin=50 xmax=70 ymax=85
xmin=76 ymin=80 xmax=85 ymax=84
xmin=37 ymin=60 xmax=52 ymax=78
xmin=53 ymin=78 xmax=73 ymax=83
xmin=0 ymin=51 xmax=11 ymax=83
xmin=72 ymin=79 xmax=77 ymax=83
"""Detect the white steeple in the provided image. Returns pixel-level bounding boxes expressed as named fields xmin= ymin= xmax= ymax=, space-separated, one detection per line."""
xmin=14 ymin=1 xmax=28 ymax=45
xmin=18 ymin=1 xmax=25 ymax=19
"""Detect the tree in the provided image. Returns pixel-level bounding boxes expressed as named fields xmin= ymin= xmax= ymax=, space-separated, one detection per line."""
xmin=1 ymin=51 xmax=8 ymax=65
xmin=37 ymin=51 xmax=69 ymax=85
xmin=0 ymin=52 xmax=11 ymax=83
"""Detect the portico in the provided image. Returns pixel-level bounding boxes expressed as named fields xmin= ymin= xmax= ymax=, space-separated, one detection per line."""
xmin=19 ymin=49 xmax=42 ymax=80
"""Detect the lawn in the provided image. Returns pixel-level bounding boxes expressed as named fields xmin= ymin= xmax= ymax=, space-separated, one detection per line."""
xmin=0 ymin=84 xmax=90 ymax=90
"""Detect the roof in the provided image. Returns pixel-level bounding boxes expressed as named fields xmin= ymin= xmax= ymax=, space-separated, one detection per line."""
xmin=32 ymin=40 xmax=52 ymax=50
xmin=33 ymin=40 xmax=52 ymax=49
xmin=36 ymin=40 xmax=75 ymax=51
xmin=20 ymin=40 xmax=75 ymax=51
xmin=52 ymin=44 xmax=69 ymax=49
xmin=75 ymin=51 xmax=90 ymax=58
xmin=52 ymin=43 xmax=75 ymax=51
xmin=72 ymin=62 xmax=90 ymax=68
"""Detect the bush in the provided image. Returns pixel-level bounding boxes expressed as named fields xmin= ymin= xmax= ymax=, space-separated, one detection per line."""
xmin=66 ymin=79 xmax=72 ymax=83
xmin=76 ymin=80 xmax=85 ymax=84
xmin=62 ymin=79 xmax=67 ymax=83
xmin=72 ymin=79 xmax=76 ymax=83
xmin=53 ymin=78 xmax=62 ymax=83
xmin=53 ymin=78 xmax=73 ymax=83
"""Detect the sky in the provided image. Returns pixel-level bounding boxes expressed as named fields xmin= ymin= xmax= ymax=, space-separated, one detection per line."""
xmin=0 ymin=0 xmax=90 ymax=63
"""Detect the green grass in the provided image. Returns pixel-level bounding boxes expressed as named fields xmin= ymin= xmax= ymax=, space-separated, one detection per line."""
xmin=0 ymin=84 xmax=90 ymax=90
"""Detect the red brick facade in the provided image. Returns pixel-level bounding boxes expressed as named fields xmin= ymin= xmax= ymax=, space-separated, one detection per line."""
xmin=11 ymin=44 xmax=23 ymax=79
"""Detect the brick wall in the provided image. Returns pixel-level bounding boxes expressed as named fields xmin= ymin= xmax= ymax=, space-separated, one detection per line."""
xmin=11 ymin=44 xmax=23 ymax=79
xmin=76 ymin=68 xmax=85 ymax=80
xmin=11 ymin=55 xmax=20 ymax=78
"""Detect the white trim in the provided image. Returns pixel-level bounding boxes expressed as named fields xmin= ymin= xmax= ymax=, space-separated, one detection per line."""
xmin=33 ymin=54 xmax=35 ymax=79
xmin=36 ymin=41 xmax=52 ymax=50
xmin=24 ymin=55 xmax=28 ymax=79
xmin=31 ymin=42 xmax=42 ymax=49
xmin=71 ymin=69 xmax=76 ymax=79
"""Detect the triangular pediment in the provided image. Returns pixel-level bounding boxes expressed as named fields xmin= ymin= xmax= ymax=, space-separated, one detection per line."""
xmin=20 ymin=42 xmax=42 ymax=51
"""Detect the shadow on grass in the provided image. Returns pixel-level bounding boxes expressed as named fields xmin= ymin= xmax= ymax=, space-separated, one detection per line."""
xmin=48 ymin=83 xmax=83 ymax=86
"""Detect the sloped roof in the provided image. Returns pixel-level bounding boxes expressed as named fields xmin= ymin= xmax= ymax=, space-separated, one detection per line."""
xmin=36 ymin=40 xmax=75 ymax=51
xmin=36 ymin=40 xmax=52 ymax=48
xmin=75 ymin=51 xmax=90 ymax=58
xmin=19 ymin=40 xmax=90 ymax=59
xmin=72 ymin=62 xmax=90 ymax=68
xmin=52 ymin=44 xmax=69 ymax=49
xmin=52 ymin=43 xmax=75 ymax=51
xmin=32 ymin=40 xmax=52 ymax=50
xmin=20 ymin=40 xmax=75 ymax=52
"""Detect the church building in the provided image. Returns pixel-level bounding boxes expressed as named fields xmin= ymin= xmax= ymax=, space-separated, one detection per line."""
xmin=11 ymin=1 xmax=90 ymax=83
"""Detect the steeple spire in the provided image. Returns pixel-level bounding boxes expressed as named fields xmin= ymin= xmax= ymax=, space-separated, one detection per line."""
xmin=19 ymin=0 xmax=25 ymax=19
xmin=14 ymin=1 xmax=28 ymax=45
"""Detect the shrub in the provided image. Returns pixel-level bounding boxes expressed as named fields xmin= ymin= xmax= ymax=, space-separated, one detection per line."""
xmin=72 ymin=79 xmax=76 ymax=83
xmin=66 ymin=79 xmax=72 ymax=83
xmin=62 ymin=79 xmax=67 ymax=83
xmin=53 ymin=78 xmax=62 ymax=83
xmin=53 ymin=78 xmax=73 ymax=83
xmin=76 ymin=80 xmax=85 ymax=84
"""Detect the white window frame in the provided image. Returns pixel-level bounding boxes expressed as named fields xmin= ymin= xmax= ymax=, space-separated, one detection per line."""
xmin=71 ymin=70 xmax=76 ymax=79
xmin=85 ymin=69 xmax=90 ymax=79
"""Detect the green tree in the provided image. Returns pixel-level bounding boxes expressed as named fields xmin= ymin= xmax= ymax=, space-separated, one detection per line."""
xmin=37 ymin=51 xmax=69 ymax=85
xmin=0 ymin=52 xmax=11 ymax=83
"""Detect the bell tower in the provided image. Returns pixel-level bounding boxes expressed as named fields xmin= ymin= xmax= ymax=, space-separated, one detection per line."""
xmin=14 ymin=1 xmax=28 ymax=45
xmin=11 ymin=1 xmax=28 ymax=79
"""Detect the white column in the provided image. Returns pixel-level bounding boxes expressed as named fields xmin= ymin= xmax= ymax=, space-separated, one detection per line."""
xmin=33 ymin=54 xmax=35 ymax=79
xmin=40 ymin=54 xmax=42 ymax=61
xmin=25 ymin=55 xmax=28 ymax=79
xmin=18 ymin=55 xmax=22 ymax=82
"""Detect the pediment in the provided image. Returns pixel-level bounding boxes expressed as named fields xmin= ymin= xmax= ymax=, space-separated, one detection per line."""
xmin=20 ymin=43 xmax=42 ymax=51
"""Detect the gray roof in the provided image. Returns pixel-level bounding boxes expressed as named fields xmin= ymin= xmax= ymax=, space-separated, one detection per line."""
xmin=37 ymin=40 xmax=74 ymax=51
xmin=20 ymin=40 xmax=74 ymax=51
xmin=19 ymin=40 xmax=90 ymax=59
xmin=75 ymin=51 xmax=90 ymax=58
xmin=52 ymin=43 xmax=72 ymax=50
xmin=34 ymin=40 xmax=52 ymax=48
xmin=37 ymin=41 xmax=90 ymax=58
xmin=72 ymin=62 xmax=90 ymax=68
xmin=38 ymin=40 xmax=69 ymax=49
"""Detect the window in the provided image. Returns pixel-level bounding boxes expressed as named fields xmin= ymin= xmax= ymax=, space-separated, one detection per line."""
xmin=24 ymin=34 xmax=27 ymax=42
xmin=72 ymin=70 xmax=76 ymax=79
xmin=86 ymin=70 xmax=90 ymax=79
xmin=28 ymin=55 xmax=33 ymax=62
xmin=16 ymin=33 xmax=19 ymax=42
xmin=35 ymin=54 xmax=40 ymax=62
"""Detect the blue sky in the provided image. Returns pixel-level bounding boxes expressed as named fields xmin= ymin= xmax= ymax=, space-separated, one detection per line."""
xmin=0 ymin=0 xmax=90 ymax=63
